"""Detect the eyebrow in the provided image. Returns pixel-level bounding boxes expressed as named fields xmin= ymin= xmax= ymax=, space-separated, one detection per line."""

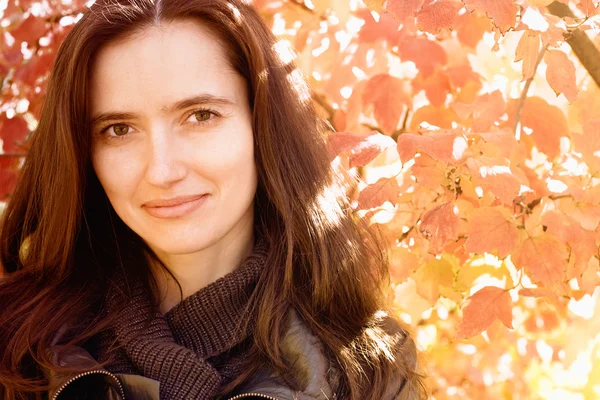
xmin=90 ymin=94 xmax=236 ymax=127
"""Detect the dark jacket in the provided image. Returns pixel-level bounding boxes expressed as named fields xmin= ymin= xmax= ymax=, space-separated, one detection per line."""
xmin=46 ymin=311 xmax=417 ymax=400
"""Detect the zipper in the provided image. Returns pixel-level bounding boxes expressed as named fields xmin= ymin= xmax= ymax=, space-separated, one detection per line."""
xmin=227 ymin=393 xmax=280 ymax=400
xmin=51 ymin=369 xmax=126 ymax=400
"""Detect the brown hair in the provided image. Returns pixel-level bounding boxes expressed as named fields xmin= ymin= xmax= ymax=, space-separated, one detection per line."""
xmin=0 ymin=0 xmax=427 ymax=398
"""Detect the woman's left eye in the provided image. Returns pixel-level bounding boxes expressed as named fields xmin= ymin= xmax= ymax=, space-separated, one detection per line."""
xmin=187 ymin=108 xmax=218 ymax=124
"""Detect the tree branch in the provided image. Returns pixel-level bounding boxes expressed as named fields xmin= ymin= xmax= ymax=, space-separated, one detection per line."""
xmin=547 ymin=1 xmax=600 ymax=88
xmin=512 ymin=44 xmax=548 ymax=137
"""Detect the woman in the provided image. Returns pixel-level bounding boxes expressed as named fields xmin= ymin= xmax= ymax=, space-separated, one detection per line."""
xmin=0 ymin=0 xmax=427 ymax=399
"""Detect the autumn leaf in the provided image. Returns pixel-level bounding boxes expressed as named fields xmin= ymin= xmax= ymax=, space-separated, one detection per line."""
xmin=412 ymin=68 xmax=451 ymax=107
xmin=389 ymin=245 xmax=419 ymax=282
xmin=507 ymin=96 xmax=569 ymax=160
xmin=397 ymin=131 xmax=468 ymax=164
xmin=412 ymin=258 xmax=454 ymax=305
xmin=512 ymin=234 xmax=569 ymax=287
xmin=327 ymin=131 xmax=396 ymax=167
xmin=544 ymin=50 xmax=578 ymax=102
xmin=0 ymin=115 xmax=29 ymax=153
xmin=456 ymin=286 xmax=513 ymax=339
xmin=358 ymin=177 xmax=402 ymax=209
xmin=461 ymin=0 xmax=517 ymax=33
xmin=515 ymin=31 xmax=540 ymax=81
xmin=415 ymin=0 xmax=461 ymax=34
xmin=396 ymin=35 xmax=448 ymax=77
xmin=452 ymin=90 xmax=506 ymax=131
xmin=409 ymin=105 xmax=459 ymax=131
xmin=455 ymin=11 xmax=493 ymax=48
xmin=9 ymin=15 xmax=49 ymax=44
xmin=419 ymin=201 xmax=459 ymax=254
xmin=385 ymin=0 xmax=424 ymax=23
xmin=465 ymin=207 xmax=519 ymax=258
xmin=363 ymin=74 xmax=411 ymax=134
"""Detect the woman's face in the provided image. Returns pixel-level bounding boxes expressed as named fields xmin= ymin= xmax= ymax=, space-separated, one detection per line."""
xmin=89 ymin=20 xmax=257 ymax=257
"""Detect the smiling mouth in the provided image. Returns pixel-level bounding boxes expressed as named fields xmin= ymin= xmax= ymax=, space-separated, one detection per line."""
xmin=142 ymin=194 xmax=209 ymax=219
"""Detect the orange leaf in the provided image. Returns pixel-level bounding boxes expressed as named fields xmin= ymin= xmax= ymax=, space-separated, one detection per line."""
xmin=512 ymin=234 xmax=568 ymax=287
xmin=544 ymin=50 xmax=578 ymax=102
xmin=385 ymin=0 xmax=424 ymax=23
xmin=456 ymin=286 xmax=513 ymax=339
xmin=462 ymin=0 xmax=517 ymax=33
xmin=413 ymin=258 xmax=454 ymax=305
xmin=397 ymin=35 xmax=447 ymax=77
xmin=465 ymin=157 xmax=523 ymax=205
xmin=397 ymin=131 xmax=468 ymax=164
xmin=465 ymin=207 xmax=519 ymax=258
xmin=452 ymin=90 xmax=506 ymax=131
xmin=409 ymin=105 xmax=459 ymax=131
xmin=412 ymin=154 xmax=447 ymax=189
xmin=573 ymin=120 xmax=600 ymax=173
xmin=456 ymin=11 xmax=493 ymax=48
xmin=507 ymin=96 xmax=569 ymax=160
xmin=415 ymin=0 xmax=461 ymax=35
xmin=363 ymin=74 xmax=411 ymax=134
xmin=389 ymin=246 xmax=419 ymax=282
xmin=358 ymin=177 xmax=401 ymax=209
xmin=327 ymin=131 xmax=396 ymax=167
xmin=515 ymin=31 xmax=540 ymax=81
xmin=420 ymin=202 xmax=459 ymax=254
xmin=412 ymin=68 xmax=451 ymax=107
xmin=519 ymin=287 xmax=561 ymax=308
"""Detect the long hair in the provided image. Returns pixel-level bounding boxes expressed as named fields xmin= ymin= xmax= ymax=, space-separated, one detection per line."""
xmin=0 ymin=0 xmax=427 ymax=398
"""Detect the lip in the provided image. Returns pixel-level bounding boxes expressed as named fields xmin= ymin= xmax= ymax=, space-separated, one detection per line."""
xmin=142 ymin=194 xmax=209 ymax=219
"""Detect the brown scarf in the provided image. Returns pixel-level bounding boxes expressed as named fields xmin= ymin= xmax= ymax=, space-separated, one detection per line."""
xmin=93 ymin=236 xmax=269 ymax=399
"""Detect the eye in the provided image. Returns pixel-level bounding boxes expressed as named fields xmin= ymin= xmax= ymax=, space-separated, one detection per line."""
xmin=100 ymin=123 xmax=131 ymax=138
xmin=186 ymin=108 xmax=219 ymax=125
xmin=110 ymin=124 xmax=130 ymax=136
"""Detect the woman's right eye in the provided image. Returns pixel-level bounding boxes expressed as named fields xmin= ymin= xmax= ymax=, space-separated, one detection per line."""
xmin=100 ymin=123 xmax=131 ymax=139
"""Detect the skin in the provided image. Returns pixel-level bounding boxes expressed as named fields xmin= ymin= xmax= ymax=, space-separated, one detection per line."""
xmin=89 ymin=20 xmax=257 ymax=314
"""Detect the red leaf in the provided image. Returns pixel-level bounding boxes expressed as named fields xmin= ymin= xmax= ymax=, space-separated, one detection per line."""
xmin=358 ymin=177 xmax=401 ymax=209
xmin=512 ymin=234 xmax=569 ymax=287
xmin=327 ymin=131 xmax=396 ymax=167
xmin=456 ymin=286 xmax=513 ymax=339
xmin=515 ymin=31 xmax=540 ymax=81
xmin=385 ymin=0 xmax=424 ymax=23
xmin=415 ymin=0 xmax=461 ymax=34
xmin=397 ymin=35 xmax=447 ymax=77
xmin=462 ymin=0 xmax=517 ymax=33
xmin=419 ymin=201 xmax=459 ymax=254
xmin=0 ymin=158 xmax=18 ymax=199
xmin=0 ymin=115 xmax=29 ymax=153
xmin=9 ymin=15 xmax=48 ymax=45
xmin=363 ymin=74 xmax=411 ymax=134
xmin=465 ymin=207 xmax=519 ymax=258
xmin=465 ymin=157 xmax=522 ymax=205
xmin=544 ymin=50 xmax=578 ymax=102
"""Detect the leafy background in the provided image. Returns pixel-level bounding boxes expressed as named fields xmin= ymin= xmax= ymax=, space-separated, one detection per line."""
xmin=1 ymin=0 xmax=600 ymax=398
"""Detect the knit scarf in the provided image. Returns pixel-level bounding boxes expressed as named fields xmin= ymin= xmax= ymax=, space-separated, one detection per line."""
xmin=95 ymin=236 xmax=269 ymax=399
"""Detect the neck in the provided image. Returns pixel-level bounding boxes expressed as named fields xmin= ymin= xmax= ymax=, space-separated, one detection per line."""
xmin=150 ymin=217 xmax=255 ymax=314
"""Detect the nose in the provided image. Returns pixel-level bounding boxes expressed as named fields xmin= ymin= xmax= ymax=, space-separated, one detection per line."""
xmin=144 ymin=128 xmax=187 ymax=188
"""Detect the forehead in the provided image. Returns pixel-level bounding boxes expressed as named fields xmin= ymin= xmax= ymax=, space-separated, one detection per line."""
xmin=89 ymin=20 xmax=240 ymax=115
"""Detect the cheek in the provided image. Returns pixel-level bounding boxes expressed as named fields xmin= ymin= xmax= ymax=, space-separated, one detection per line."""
xmin=91 ymin=146 xmax=141 ymax=199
